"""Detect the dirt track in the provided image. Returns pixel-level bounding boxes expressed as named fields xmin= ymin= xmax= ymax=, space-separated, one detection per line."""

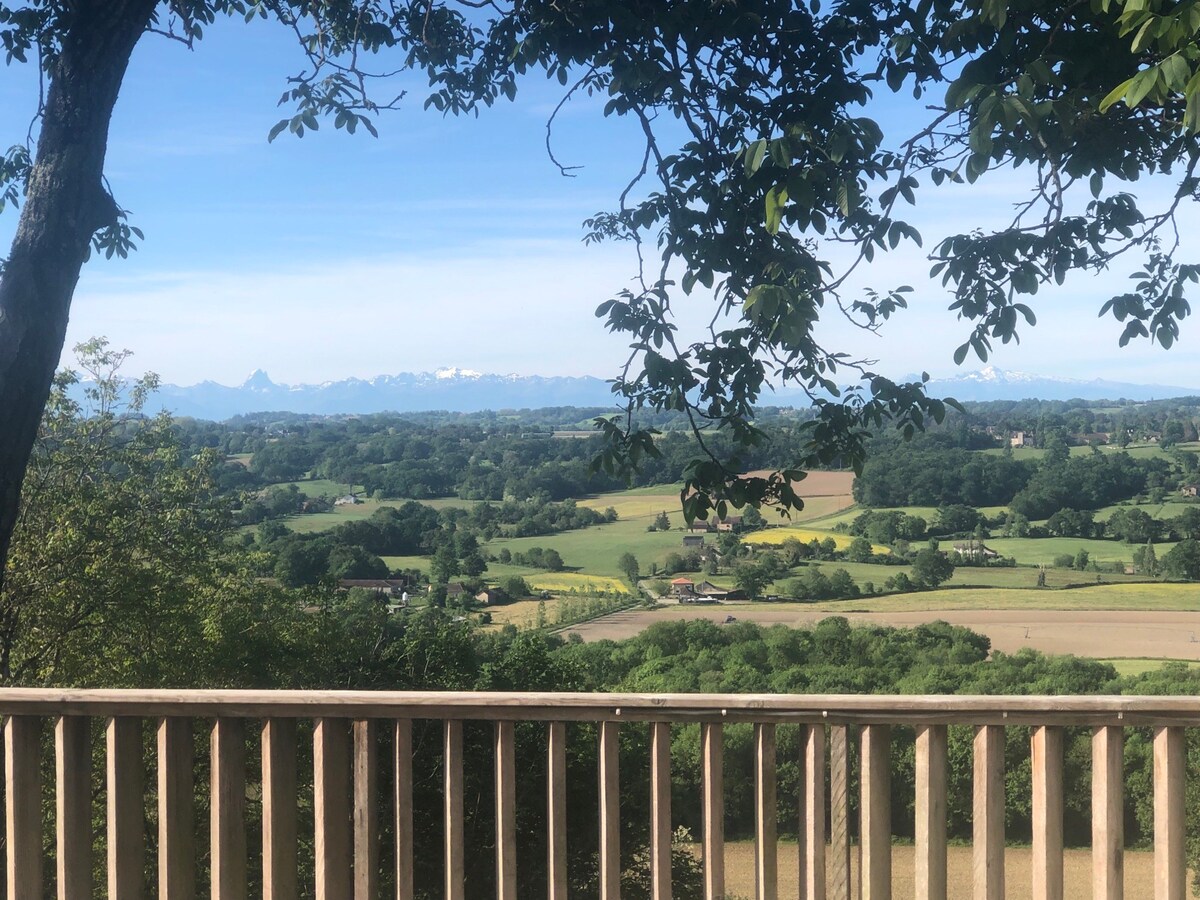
xmin=565 ymin=607 xmax=1200 ymax=660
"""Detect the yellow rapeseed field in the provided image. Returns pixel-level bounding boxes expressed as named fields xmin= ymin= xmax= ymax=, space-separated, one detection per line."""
xmin=525 ymin=573 xmax=631 ymax=594
xmin=747 ymin=527 xmax=889 ymax=555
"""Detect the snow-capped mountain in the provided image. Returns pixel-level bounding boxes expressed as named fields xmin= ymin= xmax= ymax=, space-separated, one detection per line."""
xmin=141 ymin=368 xmax=617 ymax=419
xmin=81 ymin=364 xmax=1200 ymax=421
xmin=917 ymin=366 xmax=1200 ymax=402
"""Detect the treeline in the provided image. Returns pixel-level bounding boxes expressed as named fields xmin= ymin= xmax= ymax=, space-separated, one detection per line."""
xmin=855 ymin=436 xmax=1179 ymax=514
xmin=178 ymin=413 xmax=815 ymax=505
xmin=245 ymin=498 xmax=601 ymax=587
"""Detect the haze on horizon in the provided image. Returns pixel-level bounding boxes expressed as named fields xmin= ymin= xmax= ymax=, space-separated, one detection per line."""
xmin=2 ymin=16 xmax=1199 ymax=390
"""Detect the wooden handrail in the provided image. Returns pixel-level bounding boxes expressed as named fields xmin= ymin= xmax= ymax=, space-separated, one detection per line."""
xmin=0 ymin=688 xmax=1192 ymax=900
xmin=2 ymin=688 xmax=1200 ymax=724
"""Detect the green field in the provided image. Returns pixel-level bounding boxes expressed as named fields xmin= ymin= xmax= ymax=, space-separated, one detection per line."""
xmin=486 ymin=518 xmax=693 ymax=578
xmin=978 ymin=441 xmax=1194 ymax=461
xmin=1092 ymin=500 xmax=1198 ymax=521
xmin=985 ymin=535 xmax=1173 ymax=565
xmin=805 ymin=505 xmax=1009 ymax=530
xmin=789 ymin=582 xmax=1200 ymax=612
xmin=276 ymin=478 xmax=362 ymax=498
xmin=1103 ymin=658 xmax=1200 ymax=677
xmin=763 ymin=560 xmax=1148 ymax=593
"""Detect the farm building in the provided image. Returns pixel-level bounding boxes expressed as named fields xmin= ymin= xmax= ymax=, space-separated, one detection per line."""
xmin=682 ymin=535 xmax=705 ymax=549
xmin=669 ymin=577 xmax=696 ymax=599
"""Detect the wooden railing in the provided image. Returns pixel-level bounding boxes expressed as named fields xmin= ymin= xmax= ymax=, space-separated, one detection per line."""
xmin=0 ymin=689 xmax=1195 ymax=899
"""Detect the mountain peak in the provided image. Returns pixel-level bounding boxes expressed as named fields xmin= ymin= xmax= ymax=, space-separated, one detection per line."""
xmin=242 ymin=369 xmax=275 ymax=390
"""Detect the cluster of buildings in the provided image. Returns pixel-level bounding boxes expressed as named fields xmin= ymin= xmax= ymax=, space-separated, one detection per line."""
xmin=666 ymin=577 xmax=749 ymax=603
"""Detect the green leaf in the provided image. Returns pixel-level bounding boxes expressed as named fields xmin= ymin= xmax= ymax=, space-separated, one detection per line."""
xmin=764 ymin=185 xmax=788 ymax=235
xmin=744 ymin=139 xmax=767 ymax=177
xmin=1099 ymin=77 xmax=1134 ymax=113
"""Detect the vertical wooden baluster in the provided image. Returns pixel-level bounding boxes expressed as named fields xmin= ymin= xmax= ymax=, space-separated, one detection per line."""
xmin=56 ymin=716 xmax=91 ymax=900
xmin=802 ymin=724 xmax=825 ymax=900
xmin=828 ymin=725 xmax=851 ymax=900
xmin=394 ymin=719 xmax=414 ymax=900
xmin=211 ymin=718 xmax=246 ymax=900
xmin=600 ymin=720 xmax=621 ymax=900
xmin=860 ymin=724 xmax=891 ymax=900
xmin=1092 ymin=726 xmax=1123 ymax=900
xmin=973 ymin=725 xmax=1004 ymax=900
xmin=158 ymin=718 xmax=194 ymax=900
xmin=495 ymin=721 xmax=517 ymax=900
xmin=1154 ymin=726 xmax=1185 ymax=900
xmin=6 ymin=715 xmax=42 ymax=899
xmin=701 ymin=722 xmax=724 ymax=900
xmin=547 ymin=722 xmax=568 ymax=900
xmin=262 ymin=718 xmax=297 ymax=900
xmin=915 ymin=724 xmax=947 ymax=900
xmin=443 ymin=720 xmax=464 ymax=900
xmin=108 ymin=716 xmax=144 ymax=900
xmin=754 ymin=724 xmax=777 ymax=900
xmin=1031 ymin=725 xmax=1063 ymax=900
xmin=353 ymin=720 xmax=378 ymax=900
xmin=315 ymin=718 xmax=353 ymax=900
xmin=650 ymin=722 xmax=671 ymax=900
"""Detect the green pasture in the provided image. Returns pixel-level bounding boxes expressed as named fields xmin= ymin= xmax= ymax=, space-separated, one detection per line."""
xmin=763 ymin=560 xmax=1148 ymax=594
xmin=791 ymin=582 xmax=1200 ymax=612
xmin=276 ymin=478 xmax=362 ymax=498
xmin=984 ymin=536 xmax=1173 ymax=565
xmin=1102 ymin=658 xmax=1200 ymax=677
xmin=1091 ymin=500 xmax=1198 ymax=521
xmin=486 ymin=517 xmax=694 ymax=578
xmin=805 ymin=505 xmax=1008 ymax=530
xmin=978 ymin=442 xmax=1189 ymax=461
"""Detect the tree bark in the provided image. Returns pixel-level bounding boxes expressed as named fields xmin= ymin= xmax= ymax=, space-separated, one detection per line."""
xmin=0 ymin=0 xmax=156 ymax=602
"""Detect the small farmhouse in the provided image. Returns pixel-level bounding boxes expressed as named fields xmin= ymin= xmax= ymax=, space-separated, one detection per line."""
xmin=476 ymin=588 xmax=507 ymax=606
xmin=669 ymin=577 xmax=696 ymax=599
xmin=682 ymin=535 xmax=705 ymax=549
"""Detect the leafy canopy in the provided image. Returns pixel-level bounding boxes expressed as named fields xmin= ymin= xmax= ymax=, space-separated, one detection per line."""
xmin=4 ymin=0 xmax=1200 ymax=519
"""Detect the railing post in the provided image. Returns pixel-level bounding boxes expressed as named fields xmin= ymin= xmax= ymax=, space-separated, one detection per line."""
xmin=211 ymin=718 xmax=247 ymax=900
xmin=394 ymin=719 xmax=414 ymax=900
xmin=1031 ymin=725 xmax=1063 ymax=900
xmin=973 ymin=725 xmax=1004 ymax=900
xmin=353 ymin=720 xmax=379 ymax=900
xmin=802 ymin=723 xmax=825 ymax=900
xmin=108 ymin=716 xmax=144 ymax=900
xmin=262 ymin=718 xmax=297 ymax=900
xmin=6 ymin=715 xmax=42 ymax=900
xmin=1092 ymin=726 xmax=1123 ymax=900
xmin=828 ymin=725 xmax=851 ymax=900
xmin=56 ymin=716 xmax=91 ymax=900
xmin=443 ymin=720 xmax=464 ymax=900
xmin=158 ymin=717 xmax=194 ymax=900
xmin=860 ymin=724 xmax=891 ymax=900
xmin=914 ymin=724 xmax=946 ymax=900
xmin=315 ymin=718 xmax=353 ymax=900
xmin=650 ymin=722 xmax=672 ymax=900
xmin=1154 ymin=726 xmax=1185 ymax=900
xmin=701 ymin=721 xmax=724 ymax=900
xmin=600 ymin=720 xmax=621 ymax=900
xmin=495 ymin=721 xmax=517 ymax=900
xmin=547 ymin=721 xmax=568 ymax=900
xmin=754 ymin=723 xmax=777 ymax=900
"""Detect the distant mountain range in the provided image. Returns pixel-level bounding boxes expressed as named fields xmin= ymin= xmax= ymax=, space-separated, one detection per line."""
xmin=916 ymin=366 xmax=1200 ymax=402
xmin=106 ymin=365 xmax=1200 ymax=420
xmin=142 ymin=367 xmax=619 ymax=419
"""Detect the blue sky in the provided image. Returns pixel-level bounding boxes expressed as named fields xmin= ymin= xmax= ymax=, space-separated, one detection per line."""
xmin=3 ymin=15 xmax=1199 ymax=389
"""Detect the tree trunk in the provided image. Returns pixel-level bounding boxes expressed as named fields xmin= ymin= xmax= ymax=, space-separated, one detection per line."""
xmin=0 ymin=0 xmax=156 ymax=605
